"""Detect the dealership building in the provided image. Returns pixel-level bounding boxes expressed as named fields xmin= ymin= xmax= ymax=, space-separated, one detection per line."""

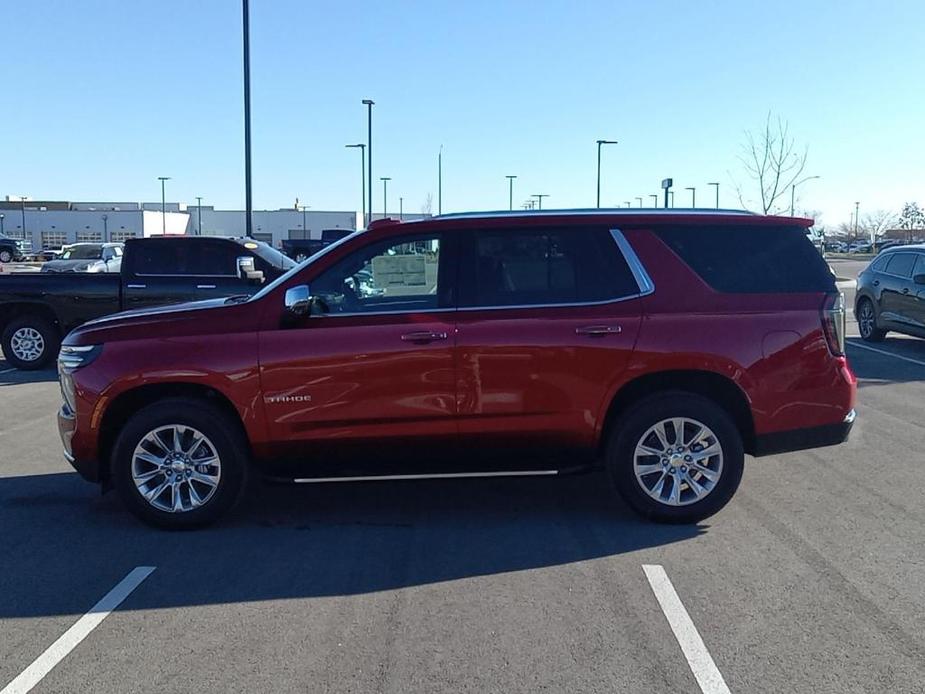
xmin=0 ymin=197 xmax=365 ymax=251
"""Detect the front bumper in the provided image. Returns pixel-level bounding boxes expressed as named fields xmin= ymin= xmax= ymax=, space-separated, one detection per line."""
xmin=58 ymin=405 xmax=102 ymax=482
xmin=753 ymin=409 xmax=856 ymax=457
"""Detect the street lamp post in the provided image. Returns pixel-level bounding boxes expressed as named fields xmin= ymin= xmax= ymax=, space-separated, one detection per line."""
xmin=299 ymin=205 xmax=310 ymax=236
xmin=669 ymin=191 xmax=675 ymax=208
xmin=0 ymin=214 xmax=4 ymax=236
xmin=708 ymin=182 xmax=720 ymax=209
xmin=595 ymin=139 xmax=618 ymax=208
xmin=624 ymin=201 xmax=632 ymax=208
xmin=855 ymin=201 xmax=860 ymax=242
xmin=506 ymin=175 xmax=517 ymax=211
xmin=399 ymin=196 xmax=404 ymax=221
xmin=19 ymin=197 xmax=26 ymax=241
xmin=685 ymin=187 xmax=696 ymax=207
xmin=438 ymin=145 xmax=443 ymax=215
xmin=532 ymin=194 xmax=548 ymax=210
xmin=345 ymin=144 xmax=366 ymax=226
xmin=381 ymin=177 xmax=391 ymax=217
xmin=242 ymin=0 xmax=253 ymax=238
xmin=158 ymin=177 xmax=170 ymax=235
xmin=362 ymin=99 xmax=374 ymax=221
xmin=790 ymin=175 xmax=821 ymax=216
xmin=635 ymin=196 xmax=643 ymax=207
xmin=195 ymin=196 xmax=203 ymax=235
xmin=649 ymin=194 xmax=658 ymax=207
xmin=102 ymin=214 xmax=108 ymax=242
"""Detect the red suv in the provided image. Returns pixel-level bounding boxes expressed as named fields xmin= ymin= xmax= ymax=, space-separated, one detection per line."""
xmin=57 ymin=211 xmax=856 ymax=529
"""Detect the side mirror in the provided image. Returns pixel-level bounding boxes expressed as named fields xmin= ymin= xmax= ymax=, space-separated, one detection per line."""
xmin=914 ymin=274 xmax=925 ymax=286
xmin=237 ymin=256 xmax=265 ymax=284
xmin=285 ymin=284 xmax=313 ymax=316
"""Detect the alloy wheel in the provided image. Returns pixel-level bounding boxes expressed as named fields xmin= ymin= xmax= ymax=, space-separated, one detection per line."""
xmin=859 ymin=301 xmax=875 ymax=338
xmin=633 ymin=417 xmax=724 ymax=507
xmin=10 ymin=327 xmax=45 ymax=362
xmin=131 ymin=425 xmax=222 ymax=513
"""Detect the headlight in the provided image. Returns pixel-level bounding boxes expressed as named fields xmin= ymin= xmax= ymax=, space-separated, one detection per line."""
xmin=58 ymin=345 xmax=102 ymax=413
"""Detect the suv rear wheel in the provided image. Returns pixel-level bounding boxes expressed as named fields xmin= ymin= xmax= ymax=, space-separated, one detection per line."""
xmin=606 ymin=392 xmax=744 ymax=523
xmin=0 ymin=248 xmax=13 ymax=263
xmin=112 ymin=398 xmax=249 ymax=529
xmin=857 ymin=297 xmax=887 ymax=342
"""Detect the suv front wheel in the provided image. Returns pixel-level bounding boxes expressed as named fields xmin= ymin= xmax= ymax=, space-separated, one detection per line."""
xmin=112 ymin=398 xmax=249 ymax=529
xmin=606 ymin=392 xmax=744 ymax=523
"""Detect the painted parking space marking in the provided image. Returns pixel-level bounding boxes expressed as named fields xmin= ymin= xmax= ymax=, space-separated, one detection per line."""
xmin=1 ymin=566 xmax=156 ymax=694
xmin=847 ymin=341 xmax=925 ymax=368
xmin=643 ymin=564 xmax=731 ymax=694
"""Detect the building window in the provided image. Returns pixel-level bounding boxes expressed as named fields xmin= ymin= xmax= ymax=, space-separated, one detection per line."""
xmin=253 ymin=232 xmax=273 ymax=244
xmin=41 ymin=232 xmax=69 ymax=250
xmin=77 ymin=231 xmax=103 ymax=243
xmin=5 ymin=228 xmax=26 ymax=240
xmin=110 ymin=230 xmax=139 ymax=242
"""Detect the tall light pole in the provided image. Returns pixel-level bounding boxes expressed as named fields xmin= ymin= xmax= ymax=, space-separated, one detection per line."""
xmin=624 ymin=201 xmax=632 ymax=208
xmin=669 ymin=191 xmax=675 ymax=208
xmin=649 ymin=194 xmax=658 ymax=207
xmin=635 ymin=196 xmax=643 ymax=207
xmin=532 ymin=194 xmax=548 ymax=210
xmin=708 ymin=182 xmax=720 ymax=209
xmin=158 ymin=176 xmax=170 ymax=235
xmin=102 ymin=214 xmax=108 ymax=242
xmin=506 ymin=175 xmax=517 ymax=211
xmin=242 ymin=0 xmax=253 ymax=238
xmin=19 ymin=197 xmax=26 ymax=240
xmin=595 ymin=139 xmax=618 ymax=208
xmin=299 ymin=204 xmax=310 ymax=236
xmin=855 ymin=201 xmax=860 ymax=242
xmin=685 ymin=186 xmax=696 ymax=208
xmin=399 ymin=196 xmax=404 ymax=221
xmin=381 ymin=177 xmax=391 ymax=217
xmin=0 ymin=214 xmax=4 ymax=237
xmin=195 ymin=196 xmax=203 ymax=235
xmin=362 ymin=99 xmax=374 ymax=220
xmin=438 ymin=145 xmax=443 ymax=215
xmin=790 ymin=175 xmax=820 ymax=216
xmin=345 ymin=144 xmax=366 ymax=226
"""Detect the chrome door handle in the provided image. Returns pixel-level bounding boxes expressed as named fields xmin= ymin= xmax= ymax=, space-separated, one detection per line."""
xmin=126 ymin=283 xmax=146 ymax=289
xmin=197 ymin=284 xmax=217 ymax=289
xmin=873 ymin=280 xmax=880 ymax=286
xmin=902 ymin=288 xmax=910 ymax=294
xmin=401 ymin=331 xmax=448 ymax=343
xmin=575 ymin=325 xmax=622 ymax=336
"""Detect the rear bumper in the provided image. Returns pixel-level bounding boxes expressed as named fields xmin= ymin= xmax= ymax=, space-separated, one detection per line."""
xmin=753 ymin=409 xmax=856 ymax=457
xmin=58 ymin=405 xmax=102 ymax=482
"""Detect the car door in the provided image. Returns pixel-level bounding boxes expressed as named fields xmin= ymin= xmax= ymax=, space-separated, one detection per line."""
xmin=880 ymin=252 xmax=917 ymax=326
xmin=258 ymin=231 xmax=458 ymax=470
xmin=123 ymin=238 xmax=257 ymax=309
xmin=910 ymin=253 xmax=925 ymax=330
xmin=454 ymin=225 xmax=645 ymax=468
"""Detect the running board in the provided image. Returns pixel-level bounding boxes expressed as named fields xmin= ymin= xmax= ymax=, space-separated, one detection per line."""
xmin=292 ymin=469 xmax=559 ymax=484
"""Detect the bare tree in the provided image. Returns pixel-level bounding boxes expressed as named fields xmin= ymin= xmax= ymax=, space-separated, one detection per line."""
xmin=899 ymin=202 xmax=925 ymax=243
xmin=857 ymin=209 xmax=898 ymax=243
xmin=734 ymin=113 xmax=809 ymax=214
xmin=421 ymin=193 xmax=433 ymax=216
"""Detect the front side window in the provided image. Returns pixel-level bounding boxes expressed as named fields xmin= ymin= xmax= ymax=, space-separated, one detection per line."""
xmin=310 ymin=234 xmax=444 ymax=314
xmin=459 ymin=227 xmax=639 ymax=308
xmin=885 ymin=253 xmax=916 ymax=278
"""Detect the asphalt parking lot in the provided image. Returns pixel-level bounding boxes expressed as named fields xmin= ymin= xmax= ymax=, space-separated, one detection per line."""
xmin=2 ymin=257 xmax=924 ymax=693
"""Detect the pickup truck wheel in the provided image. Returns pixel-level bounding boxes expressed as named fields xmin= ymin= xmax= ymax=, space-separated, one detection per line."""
xmin=1 ymin=316 xmax=60 ymax=370
xmin=112 ymin=398 xmax=249 ymax=530
xmin=857 ymin=298 xmax=887 ymax=342
xmin=0 ymin=249 xmax=12 ymax=263
xmin=606 ymin=392 xmax=744 ymax=524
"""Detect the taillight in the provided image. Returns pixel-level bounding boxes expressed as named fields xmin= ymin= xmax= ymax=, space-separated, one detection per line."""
xmin=821 ymin=292 xmax=846 ymax=356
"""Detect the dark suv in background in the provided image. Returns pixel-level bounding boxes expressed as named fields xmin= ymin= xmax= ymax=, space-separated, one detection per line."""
xmin=57 ymin=210 xmax=856 ymax=529
xmin=855 ymin=245 xmax=925 ymax=341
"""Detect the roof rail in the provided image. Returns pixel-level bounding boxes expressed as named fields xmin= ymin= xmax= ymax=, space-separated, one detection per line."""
xmin=427 ymin=208 xmax=758 ymax=221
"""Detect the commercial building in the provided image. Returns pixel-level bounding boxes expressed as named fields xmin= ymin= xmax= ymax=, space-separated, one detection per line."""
xmin=0 ymin=196 xmax=365 ymax=251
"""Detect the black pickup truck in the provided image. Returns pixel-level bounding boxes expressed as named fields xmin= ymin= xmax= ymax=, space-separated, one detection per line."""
xmin=0 ymin=235 xmax=295 ymax=369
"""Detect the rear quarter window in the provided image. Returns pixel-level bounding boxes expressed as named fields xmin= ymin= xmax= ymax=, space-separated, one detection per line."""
xmin=654 ymin=225 xmax=836 ymax=293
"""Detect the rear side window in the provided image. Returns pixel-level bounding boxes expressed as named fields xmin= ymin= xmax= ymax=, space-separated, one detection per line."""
xmin=884 ymin=253 xmax=916 ymax=278
xmin=459 ymin=227 xmax=639 ymax=308
xmin=654 ymin=225 xmax=836 ymax=293
xmin=131 ymin=240 xmax=239 ymax=276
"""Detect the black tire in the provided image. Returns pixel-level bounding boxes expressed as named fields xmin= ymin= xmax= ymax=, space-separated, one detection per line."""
xmin=1 ymin=315 xmax=60 ymax=370
xmin=111 ymin=398 xmax=250 ymax=529
xmin=0 ymin=249 xmax=12 ymax=263
xmin=857 ymin=297 xmax=887 ymax=342
xmin=606 ymin=392 xmax=745 ymax=524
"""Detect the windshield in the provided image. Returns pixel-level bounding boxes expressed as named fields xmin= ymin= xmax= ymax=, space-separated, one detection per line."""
xmin=59 ymin=245 xmax=103 ymax=260
xmin=248 ymin=230 xmax=363 ymax=302
xmin=242 ymin=240 xmax=297 ymax=271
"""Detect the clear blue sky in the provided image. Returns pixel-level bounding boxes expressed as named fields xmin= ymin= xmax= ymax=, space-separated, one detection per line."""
xmin=2 ymin=0 xmax=923 ymax=228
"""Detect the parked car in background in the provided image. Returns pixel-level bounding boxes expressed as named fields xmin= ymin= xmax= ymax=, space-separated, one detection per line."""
xmin=825 ymin=240 xmax=848 ymax=253
xmin=854 ymin=245 xmax=925 ymax=342
xmin=281 ymin=228 xmax=355 ymax=262
xmin=56 ymin=210 xmax=855 ymax=529
xmin=41 ymin=243 xmax=124 ymax=273
xmin=0 ymin=235 xmax=23 ymax=264
xmin=0 ymin=235 xmax=296 ymax=369
xmin=849 ymin=241 xmax=873 ymax=253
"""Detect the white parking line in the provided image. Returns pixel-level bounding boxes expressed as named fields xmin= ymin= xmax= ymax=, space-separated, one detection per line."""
xmin=847 ymin=341 xmax=925 ymax=367
xmin=1 ymin=566 xmax=155 ymax=694
xmin=643 ymin=564 xmax=731 ymax=694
